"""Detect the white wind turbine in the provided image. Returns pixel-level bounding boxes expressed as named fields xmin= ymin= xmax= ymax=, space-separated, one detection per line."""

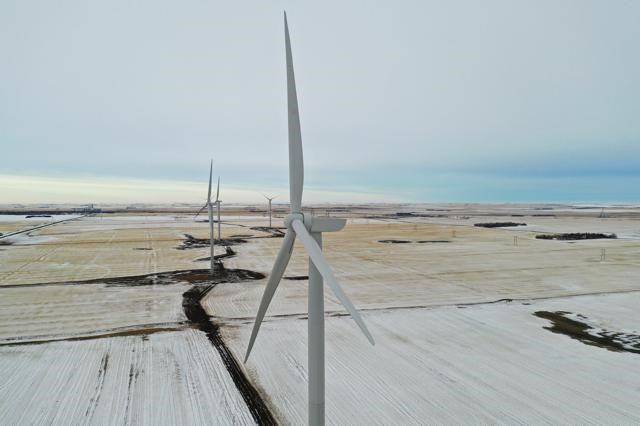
xmin=195 ymin=160 xmax=216 ymax=274
xmin=214 ymin=176 xmax=222 ymax=243
xmin=262 ymin=194 xmax=278 ymax=228
xmin=245 ymin=13 xmax=374 ymax=426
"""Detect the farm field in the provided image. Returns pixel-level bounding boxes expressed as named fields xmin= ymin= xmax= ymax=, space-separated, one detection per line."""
xmin=0 ymin=204 xmax=639 ymax=424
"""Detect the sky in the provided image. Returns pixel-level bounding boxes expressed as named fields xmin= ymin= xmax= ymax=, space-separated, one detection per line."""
xmin=1 ymin=0 xmax=639 ymax=204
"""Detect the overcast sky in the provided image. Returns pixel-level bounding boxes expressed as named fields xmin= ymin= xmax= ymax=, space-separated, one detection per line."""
xmin=1 ymin=0 xmax=639 ymax=204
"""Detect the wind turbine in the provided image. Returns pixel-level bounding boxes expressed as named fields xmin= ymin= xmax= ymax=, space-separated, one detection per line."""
xmin=195 ymin=160 xmax=216 ymax=274
xmin=214 ymin=176 xmax=222 ymax=243
xmin=245 ymin=13 xmax=374 ymax=426
xmin=262 ymin=194 xmax=278 ymax=228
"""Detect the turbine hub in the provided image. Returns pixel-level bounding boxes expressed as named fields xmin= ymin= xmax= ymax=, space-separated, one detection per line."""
xmin=284 ymin=212 xmax=308 ymax=229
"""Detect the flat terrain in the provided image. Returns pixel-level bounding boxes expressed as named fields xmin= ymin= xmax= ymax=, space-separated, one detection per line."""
xmin=0 ymin=204 xmax=639 ymax=424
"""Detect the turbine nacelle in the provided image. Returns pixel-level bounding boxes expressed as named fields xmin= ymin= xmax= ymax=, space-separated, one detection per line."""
xmin=284 ymin=213 xmax=346 ymax=233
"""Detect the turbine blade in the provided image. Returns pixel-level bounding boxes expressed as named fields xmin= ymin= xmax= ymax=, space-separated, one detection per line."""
xmin=284 ymin=12 xmax=303 ymax=213
xmin=216 ymin=176 xmax=220 ymax=202
xmin=194 ymin=202 xmax=208 ymax=219
xmin=244 ymin=230 xmax=296 ymax=362
xmin=291 ymin=220 xmax=375 ymax=345
xmin=207 ymin=160 xmax=213 ymax=202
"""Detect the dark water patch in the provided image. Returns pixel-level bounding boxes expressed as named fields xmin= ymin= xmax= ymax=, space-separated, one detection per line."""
xmin=365 ymin=212 xmax=448 ymax=220
xmin=177 ymin=233 xmax=248 ymax=250
xmin=534 ymin=311 xmax=640 ymax=354
xmin=26 ymin=214 xmax=52 ymax=218
xmin=182 ymin=272 xmax=276 ymax=425
xmin=249 ymin=227 xmax=286 ymax=238
xmin=100 ymin=268 xmax=263 ymax=288
xmin=0 ymin=267 xmax=263 ymax=289
xmin=417 ymin=240 xmax=451 ymax=244
xmin=284 ymin=275 xmax=308 ymax=281
xmin=378 ymin=239 xmax=411 ymax=244
xmin=133 ymin=247 xmax=152 ymax=251
xmin=103 ymin=269 xmax=214 ymax=287
xmin=396 ymin=212 xmax=446 ymax=218
xmin=216 ymin=237 xmax=249 ymax=245
xmin=536 ymin=233 xmax=617 ymax=241
xmin=196 ymin=247 xmax=237 ymax=262
xmin=474 ymin=222 xmax=526 ymax=228
xmin=0 ymin=240 xmax=12 ymax=246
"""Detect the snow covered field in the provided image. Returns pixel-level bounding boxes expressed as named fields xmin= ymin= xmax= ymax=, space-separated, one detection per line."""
xmin=227 ymin=292 xmax=640 ymax=424
xmin=0 ymin=215 xmax=208 ymax=285
xmin=0 ymin=330 xmax=255 ymax=425
xmin=0 ymin=205 xmax=639 ymax=424
xmin=0 ymin=282 xmax=188 ymax=343
xmin=208 ymin=220 xmax=640 ymax=318
xmin=0 ymin=214 xmax=81 ymax=237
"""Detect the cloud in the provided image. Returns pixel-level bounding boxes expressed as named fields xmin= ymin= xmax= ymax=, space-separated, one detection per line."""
xmin=1 ymin=0 xmax=639 ymax=203
xmin=0 ymin=174 xmax=405 ymax=205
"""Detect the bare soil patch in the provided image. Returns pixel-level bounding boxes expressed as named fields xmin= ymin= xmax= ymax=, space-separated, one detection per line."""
xmin=535 ymin=311 xmax=639 ymax=354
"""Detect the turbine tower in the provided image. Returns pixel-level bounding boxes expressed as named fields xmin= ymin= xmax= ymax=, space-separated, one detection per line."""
xmin=245 ymin=13 xmax=374 ymax=426
xmin=263 ymin=194 xmax=278 ymax=228
xmin=215 ymin=176 xmax=222 ymax=243
xmin=195 ymin=160 xmax=216 ymax=274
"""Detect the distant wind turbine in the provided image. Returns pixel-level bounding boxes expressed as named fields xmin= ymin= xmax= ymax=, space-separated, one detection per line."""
xmin=214 ymin=176 xmax=222 ymax=242
xmin=245 ymin=13 xmax=374 ymax=426
xmin=262 ymin=194 xmax=278 ymax=228
xmin=195 ymin=160 xmax=216 ymax=274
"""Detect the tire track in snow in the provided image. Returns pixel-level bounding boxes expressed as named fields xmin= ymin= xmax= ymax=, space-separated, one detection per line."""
xmin=85 ymin=353 xmax=109 ymax=421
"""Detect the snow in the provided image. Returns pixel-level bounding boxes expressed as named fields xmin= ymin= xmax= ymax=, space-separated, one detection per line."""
xmin=0 ymin=283 xmax=188 ymax=342
xmin=0 ymin=330 xmax=255 ymax=425
xmin=0 ymin=214 xmax=81 ymax=222
xmin=2 ymin=209 xmax=640 ymax=424
xmin=228 ymin=292 xmax=640 ymax=424
xmin=205 ymin=221 xmax=640 ymax=319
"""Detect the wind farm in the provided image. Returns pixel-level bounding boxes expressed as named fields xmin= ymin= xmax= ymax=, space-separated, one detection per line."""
xmin=2 ymin=203 xmax=640 ymax=424
xmin=2 ymin=5 xmax=640 ymax=426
